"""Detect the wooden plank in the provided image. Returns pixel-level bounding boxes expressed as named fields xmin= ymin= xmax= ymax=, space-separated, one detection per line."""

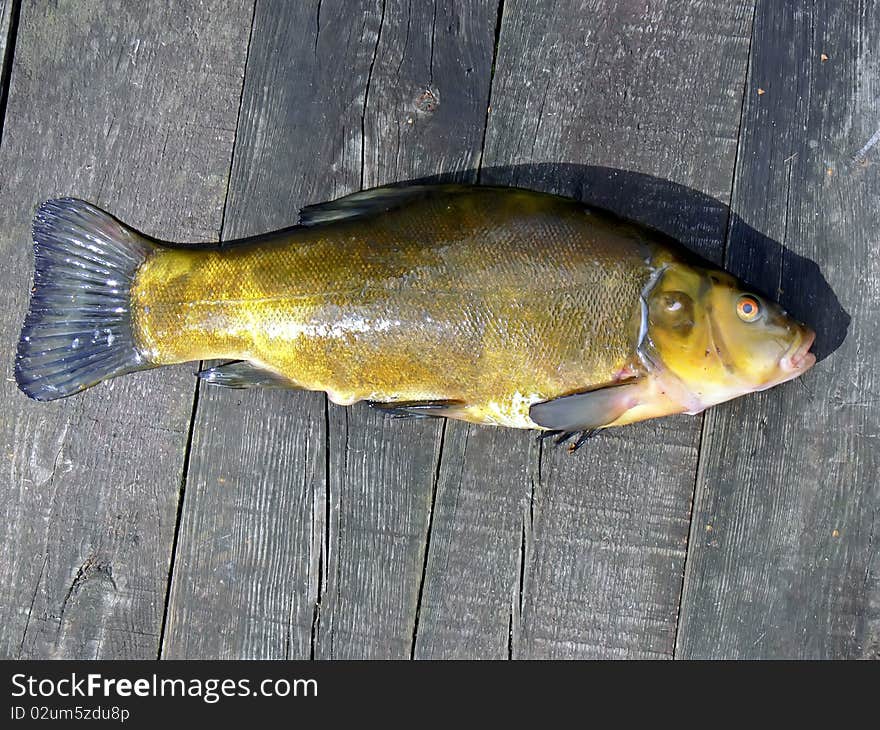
xmin=319 ymin=0 xmax=499 ymax=660
xmin=160 ymin=0 xmax=345 ymax=660
xmin=412 ymin=423 xmax=537 ymax=658
xmin=161 ymin=0 xmax=498 ymax=659
xmin=677 ymin=0 xmax=879 ymax=659
xmin=414 ymin=0 xmax=756 ymax=659
xmin=0 ymin=0 xmax=251 ymax=658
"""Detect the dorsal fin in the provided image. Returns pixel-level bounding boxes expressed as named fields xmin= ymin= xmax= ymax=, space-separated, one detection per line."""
xmin=298 ymin=184 xmax=471 ymax=227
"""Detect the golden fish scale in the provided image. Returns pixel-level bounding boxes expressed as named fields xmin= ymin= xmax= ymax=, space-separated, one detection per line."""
xmin=131 ymin=188 xmax=654 ymax=426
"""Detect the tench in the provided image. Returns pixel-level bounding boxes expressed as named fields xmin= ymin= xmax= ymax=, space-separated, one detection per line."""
xmin=15 ymin=185 xmax=815 ymax=445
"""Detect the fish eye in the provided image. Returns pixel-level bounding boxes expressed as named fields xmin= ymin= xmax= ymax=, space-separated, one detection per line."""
xmin=736 ymin=295 xmax=762 ymax=322
xmin=663 ymin=294 xmax=683 ymax=311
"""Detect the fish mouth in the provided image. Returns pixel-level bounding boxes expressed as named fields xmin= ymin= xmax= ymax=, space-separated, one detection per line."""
xmin=779 ymin=329 xmax=817 ymax=374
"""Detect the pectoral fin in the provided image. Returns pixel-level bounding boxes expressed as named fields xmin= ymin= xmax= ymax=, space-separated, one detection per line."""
xmin=197 ymin=361 xmax=293 ymax=389
xmin=529 ymin=381 xmax=643 ymax=432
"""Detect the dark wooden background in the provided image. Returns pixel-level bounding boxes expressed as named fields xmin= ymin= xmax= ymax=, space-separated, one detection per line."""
xmin=0 ymin=0 xmax=876 ymax=659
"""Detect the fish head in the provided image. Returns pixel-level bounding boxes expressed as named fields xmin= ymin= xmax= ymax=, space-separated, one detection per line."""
xmin=643 ymin=262 xmax=815 ymax=412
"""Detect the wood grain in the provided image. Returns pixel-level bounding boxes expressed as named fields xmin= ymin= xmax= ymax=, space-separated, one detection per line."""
xmin=412 ymin=0 xmax=755 ymax=659
xmin=161 ymin=0 xmax=498 ymax=659
xmin=676 ymin=0 xmax=879 ymax=659
xmin=0 ymin=0 xmax=251 ymax=658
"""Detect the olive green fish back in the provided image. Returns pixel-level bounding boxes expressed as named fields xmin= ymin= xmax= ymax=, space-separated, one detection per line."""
xmin=132 ymin=187 xmax=655 ymax=414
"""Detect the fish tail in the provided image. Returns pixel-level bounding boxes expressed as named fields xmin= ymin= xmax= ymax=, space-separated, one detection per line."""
xmin=15 ymin=198 xmax=157 ymax=401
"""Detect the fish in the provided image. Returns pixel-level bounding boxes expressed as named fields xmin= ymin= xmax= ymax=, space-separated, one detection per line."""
xmin=15 ymin=184 xmax=815 ymax=443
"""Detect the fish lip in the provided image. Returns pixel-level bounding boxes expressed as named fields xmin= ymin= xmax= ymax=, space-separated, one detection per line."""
xmin=780 ymin=329 xmax=817 ymax=373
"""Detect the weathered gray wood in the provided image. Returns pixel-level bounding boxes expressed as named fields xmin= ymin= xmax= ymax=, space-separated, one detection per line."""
xmin=0 ymin=0 xmax=251 ymax=658
xmin=412 ymin=423 xmax=537 ymax=658
xmin=413 ymin=0 xmax=755 ymax=659
xmin=162 ymin=0 xmax=498 ymax=659
xmin=677 ymin=0 xmax=879 ymax=659
xmin=0 ymin=1 xmax=14 ymax=54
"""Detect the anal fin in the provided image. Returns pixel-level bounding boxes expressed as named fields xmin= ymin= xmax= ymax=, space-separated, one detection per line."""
xmin=197 ymin=361 xmax=293 ymax=389
xmin=368 ymin=399 xmax=466 ymax=420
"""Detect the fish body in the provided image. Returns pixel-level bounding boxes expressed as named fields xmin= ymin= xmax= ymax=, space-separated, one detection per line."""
xmin=134 ymin=187 xmax=655 ymax=427
xmin=16 ymin=185 xmax=816 ymax=435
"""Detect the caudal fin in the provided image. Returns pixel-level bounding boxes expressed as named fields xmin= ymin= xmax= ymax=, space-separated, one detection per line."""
xmin=15 ymin=198 xmax=156 ymax=401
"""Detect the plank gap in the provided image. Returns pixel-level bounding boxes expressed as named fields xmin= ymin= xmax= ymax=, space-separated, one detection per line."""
xmin=310 ymin=394 xmax=331 ymax=660
xmin=219 ymin=0 xmax=260 ymax=240
xmin=721 ymin=1 xmax=759 ymax=270
xmin=157 ymin=374 xmax=202 ymax=657
xmin=671 ymin=412 xmax=707 ymax=659
xmin=409 ymin=418 xmax=447 ymax=659
xmin=359 ymin=0 xmax=387 ymax=191
xmin=0 ymin=0 xmax=21 ymax=149
xmin=476 ymin=0 xmax=505 ymax=182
